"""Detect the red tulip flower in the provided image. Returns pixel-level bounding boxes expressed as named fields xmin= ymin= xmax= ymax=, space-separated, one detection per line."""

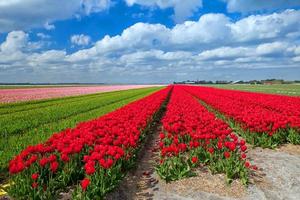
xmin=224 ymin=151 xmax=231 ymax=159
xmin=31 ymin=173 xmax=39 ymax=180
xmin=81 ymin=178 xmax=90 ymax=191
xmin=191 ymin=156 xmax=198 ymax=164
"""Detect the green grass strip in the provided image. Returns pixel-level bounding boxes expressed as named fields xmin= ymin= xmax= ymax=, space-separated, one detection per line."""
xmin=206 ymin=84 xmax=300 ymax=96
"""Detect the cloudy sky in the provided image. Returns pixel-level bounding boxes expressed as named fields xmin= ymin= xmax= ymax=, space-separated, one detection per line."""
xmin=0 ymin=0 xmax=300 ymax=83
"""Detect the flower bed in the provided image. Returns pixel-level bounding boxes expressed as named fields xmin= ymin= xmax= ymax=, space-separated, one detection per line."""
xmin=156 ymin=86 xmax=251 ymax=185
xmin=183 ymin=85 xmax=300 ymax=148
xmin=7 ymin=87 xmax=171 ymax=199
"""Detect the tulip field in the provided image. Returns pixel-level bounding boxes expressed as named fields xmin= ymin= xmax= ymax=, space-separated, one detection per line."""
xmin=1 ymin=85 xmax=300 ymax=199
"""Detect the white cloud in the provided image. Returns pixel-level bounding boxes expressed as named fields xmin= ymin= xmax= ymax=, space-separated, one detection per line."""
xmin=0 ymin=31 xmax=28 ymax=53
xmin=294 ymin=46 xmax=300 ymax=55
xmin=29 ymin=50 xmax=67 ymax=64
xmin=292 ymin=56 xmax=300 ymax=62
xmin=198 ymin=47 xmax=252 ymax=60
xmin=1 ymin=9 xmax=300 ymax=82
xmin=82 ymin=0 xmax=112 ymax=15
xmin=66 ymin=47 xmax=98 ymax=62
xmin=171 ymin=14 xmax=231 ymax=45
xmin=68 ymin=9 xmax=300 ymax=57
xmin=230 ymin=9 xmax=300 ymax=42
xmin=0 ymin=0 xmax=111 ymax=32
xmin=120 ymin=50 xmax=192 ymax=64
xmin=256 ymin=42 xmax=289 ymax=56
xmin=224 ymin=0 xmax=300 ymax=13
xmin=125 ymin=0 xmax=203 ymax=22
xmin=37 ymin=33 xmax=51 ymax=39
xmin=62 ymin=8 xmax=300 ymax=76
xmin=44 ymin=22 xmax=55 ymax=30
xmin=0 ymin=31 xmax=28 ymax=64
xmin=92 ymin=23 xmax=170 ymax=53
xmin=71 ymin=34 xmax=92 ymax=46
xmin=198 ymin=42 xmax=296 ymax=61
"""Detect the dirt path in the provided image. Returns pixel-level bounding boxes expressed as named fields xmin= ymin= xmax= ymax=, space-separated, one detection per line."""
xmin=245 ymin=145 xmax=300 ymax=200
xmin=106 ymin=124 xmax=161 ymax=200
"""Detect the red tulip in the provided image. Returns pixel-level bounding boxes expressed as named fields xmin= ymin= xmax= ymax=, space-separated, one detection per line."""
xmin=224 ymin=151 xmax=231 ymax=159
xmin=208 ymin=147 xmax=214 ymax=154
xmin=191 ymin=157 xmax=198 ymax=163
xmin=50 ymin=161 xmax=59 ymax=173
xmin=31 ymin=173 xmax=39 ymax=180
xmin=32 ymin=182 xmax=38 ymax=189
xmin=245 ymin=161 xmax=250 ymax=168
xmin=241 ymin=153 xmax=247 ymax=159
xmin=241 ymin=145 xmax=247 ymax=152
xmin=81 ymin=178 xmax=90 ymax=191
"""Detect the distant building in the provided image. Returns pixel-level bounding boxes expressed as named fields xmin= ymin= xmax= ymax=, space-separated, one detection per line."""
xmin=195 ymin=80 xmax=213 ymax=84
xmin=249 ymin=80 xmax=261 ymax=85
xmin=173 ymin=78 xmax=293 ymax=85
xmin=185 ymin=81 xmax=196 ymax=84
xmin=262 ymin=79 xmax=284 ymax=85
xmin=173 ymin=80 xmax=197 ymax=84
xmin=216 ymin=80 xmax=231 ymax=84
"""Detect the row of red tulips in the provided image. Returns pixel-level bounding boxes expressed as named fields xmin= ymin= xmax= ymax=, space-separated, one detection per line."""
xmin=156 ymin=86 xmax=252 ymax=185
xmin=215 ymin=87 xmax=300 ymax=120
xmin=183 ymin=85 xmax=300 ymax=148
xmin=8 ymin=87 xmax=171 ymax=199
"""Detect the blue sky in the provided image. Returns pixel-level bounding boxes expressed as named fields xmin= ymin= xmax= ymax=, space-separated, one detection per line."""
xmin=0 ymin=0 xmax=300 ymax=83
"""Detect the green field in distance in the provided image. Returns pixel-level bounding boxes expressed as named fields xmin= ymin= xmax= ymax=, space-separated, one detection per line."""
xmin=205 ymin=84 xmax=300 ymax=96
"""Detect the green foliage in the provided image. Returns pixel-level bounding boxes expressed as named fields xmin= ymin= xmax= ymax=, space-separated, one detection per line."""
xmin=208 ymin=149 xmax=249 ymax=185
xmin=287 ymin=128 xmax=300 ymax=144
xmin=208 ymin=84 xmax=300 ymax=96
xmin=156 ymin=155 xmax=195 ymax=182
xmin=156 ymin=146 xmax=249 ymax=185
xmin=229 ymin=119 xmax=300 ymax=148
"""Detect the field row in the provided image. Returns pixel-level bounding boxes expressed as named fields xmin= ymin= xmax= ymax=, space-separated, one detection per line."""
xmin=183 ymin=85 xmax=300 ymax=147
xmin=157 ymin=87 xmax=250 ymax=184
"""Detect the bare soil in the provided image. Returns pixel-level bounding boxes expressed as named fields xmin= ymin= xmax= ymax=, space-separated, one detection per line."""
xmin=277 ymin=144 xmax=300 ymax=156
